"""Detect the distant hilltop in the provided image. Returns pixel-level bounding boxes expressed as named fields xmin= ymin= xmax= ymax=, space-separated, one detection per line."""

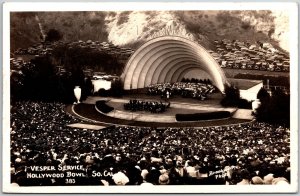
xmin=11 ymin=10 xmax=289 ymax=52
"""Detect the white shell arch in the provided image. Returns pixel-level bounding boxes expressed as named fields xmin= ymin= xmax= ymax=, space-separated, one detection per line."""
xmin=121 ymin=36 xmax=228 ymax=92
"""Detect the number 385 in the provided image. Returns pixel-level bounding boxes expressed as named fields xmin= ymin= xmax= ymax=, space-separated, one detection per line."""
xmin=65 ymin=179 xmax=75 ymax=184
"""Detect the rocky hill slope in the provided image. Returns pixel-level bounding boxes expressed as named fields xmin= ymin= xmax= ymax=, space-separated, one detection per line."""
xmin=10 ymin=10 xmax=289 ymax=52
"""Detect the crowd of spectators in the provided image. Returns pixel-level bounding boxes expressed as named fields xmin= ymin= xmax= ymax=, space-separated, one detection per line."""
xmin=147 ymin=82 xmax=216 ymax=100
xmin=10 ymin=36 xmax=290 ymax=187
xmin=10 ymin=101 xmax=290 ymax=186
xmin=124 ymin=99 xmax=170 ymax=113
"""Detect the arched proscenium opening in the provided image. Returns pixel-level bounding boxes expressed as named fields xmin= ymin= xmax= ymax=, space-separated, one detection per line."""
xmin=121 ymin=36 xmax=228 ymax=92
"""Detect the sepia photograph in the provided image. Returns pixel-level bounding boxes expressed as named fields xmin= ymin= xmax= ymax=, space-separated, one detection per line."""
xmin=2 ymin=2 xmax=298 ymax=193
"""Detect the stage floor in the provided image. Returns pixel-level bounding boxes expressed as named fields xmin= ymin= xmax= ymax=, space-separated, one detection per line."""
xmin=66 ymin=93 xmax=253 ymax=127
xmin=91 ymin=95 xmax=237 ymax=123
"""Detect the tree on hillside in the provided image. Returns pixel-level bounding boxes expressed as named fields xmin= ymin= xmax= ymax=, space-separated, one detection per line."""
xmin=10 ymin=71 xmax=24 ymax=102
xmin=21 ymin=56 xmax=59 ymax=101
xmin=255 ymin=89 xmax=290 ymax=126
xmin=52 ymin=44 xmax=125 ymax=75
xmin=220 ymin=85 xmax=240 ymax=107
xmin=110 ymin=79 xmax=124 ymax=97
xmin=257 ymin=87 xmax=270 ymax=104
xmin=45 ymin=29 xmax=63 ymax=42
xmin=220 ymin=84 xmax=252 ymax=109
xmin=15 ymin=56 xmax=85 ymax=103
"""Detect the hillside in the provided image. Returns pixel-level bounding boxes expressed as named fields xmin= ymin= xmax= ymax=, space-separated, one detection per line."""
xmin=10 ymin=10 xmax=289 ymax=52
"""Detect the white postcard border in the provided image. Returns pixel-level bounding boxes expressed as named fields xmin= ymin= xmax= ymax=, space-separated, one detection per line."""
xmin=2 ymin=2 xmax=299 ymax=193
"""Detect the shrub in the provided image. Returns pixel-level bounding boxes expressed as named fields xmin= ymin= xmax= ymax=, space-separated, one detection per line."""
xmin=241 ymin=21 xmax=251 ymax=30
xmin=117 ymin=11 xmax=131 ymax=26
xmin=220 ymin=85 xmax=240 ymax=107
xmin=45 ymin=29 xmax=63 ymax=42
xmin=110 ymin=79 xmax=124 ymax=97
xmin=257 ymin=87 xmax=270 ymax=104
xmin=98 ymin=88 xmax=109 ymax=97
xmin=237 ymin=98 xmax=252 ymax=109
xmin=220 ymin=85 xmax=252 ymax=109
